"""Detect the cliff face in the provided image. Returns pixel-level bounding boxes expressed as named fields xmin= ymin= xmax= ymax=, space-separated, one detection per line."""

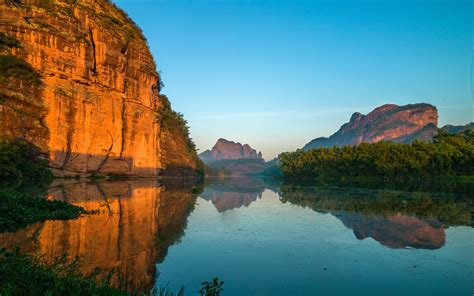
xmin=304 ymin=103 xmax=438 ymax=150
xmin=199 ymin=138 xmax=263 ymax=163
xmin=0 ymin=0 xmax=199 ymax=176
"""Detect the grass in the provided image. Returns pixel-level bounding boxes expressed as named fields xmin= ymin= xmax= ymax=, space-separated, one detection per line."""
xmin=0 ymin=249 xmax=223 ymax=296
xmin=0 ymin=249 xmax=129 ymax=296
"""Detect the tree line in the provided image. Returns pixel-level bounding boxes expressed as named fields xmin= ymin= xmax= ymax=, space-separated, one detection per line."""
xmin=279 ymin=129 xmax=474 ymax=181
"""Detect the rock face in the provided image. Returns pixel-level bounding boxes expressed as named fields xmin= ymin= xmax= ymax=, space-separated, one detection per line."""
xmin=0 ymin=0 xmax=200 ymax=176
xmin=304 ymin=103 xmax=438 ymax=150
xmin=0 ymin=179 xmax=201 ymax=292
xmin=199 ymin=138 xmax=265 ymax=176
xmin=199 ymin=138 xmax=262 ymax=163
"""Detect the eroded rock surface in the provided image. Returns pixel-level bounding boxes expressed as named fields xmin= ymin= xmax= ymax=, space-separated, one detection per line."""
xmin=0 ymin=0 xmax=199 ymax=176
xmin=304 ymin=103 xmax=439 ymax=149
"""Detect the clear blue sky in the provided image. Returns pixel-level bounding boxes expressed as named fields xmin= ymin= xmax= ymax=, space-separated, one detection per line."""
xmin=114 ymin=0 xmax=473 ymax=159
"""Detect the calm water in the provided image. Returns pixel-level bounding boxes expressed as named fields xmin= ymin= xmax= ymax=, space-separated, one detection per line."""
xmin=1 ymin=178 xmax=473 ymax=295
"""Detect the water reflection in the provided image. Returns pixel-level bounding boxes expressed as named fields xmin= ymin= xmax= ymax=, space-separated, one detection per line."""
xmin=0 ymin=179 xmax=202 ymax=292
xmin=0 ymin=177 xmax=473 ymax=294
xmin=279 ymin=185 xmax=472 ymax=249
xmin=200 ymin=178 xmax=265 ymax=212
xmin=335 ymin=212 xmax=445 ymax=249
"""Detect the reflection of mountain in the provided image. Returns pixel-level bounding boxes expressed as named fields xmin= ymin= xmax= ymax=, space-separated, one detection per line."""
xmin=0 ymin=179 xmax=201 ymax=293
xmin=201 ymin=178 xmax=266 ymax=212
xmin=335 ymin=212 xmax=445 ymax=249
xmin=279 ymin=185 xmax=473 ymax=250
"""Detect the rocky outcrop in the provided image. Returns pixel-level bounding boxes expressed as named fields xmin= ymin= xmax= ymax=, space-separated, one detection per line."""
xmin=199 ymin=138 xmax=263 ymax=163
xmin=0 ymin=0 xmax=199 ymax=176
xmin=304 ymin=103 xmax=438 ymax=149
xmin=0 ymin=179 xmax=201 ymax=292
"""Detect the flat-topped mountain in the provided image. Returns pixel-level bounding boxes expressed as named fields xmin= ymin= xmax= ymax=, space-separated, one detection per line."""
xmin=199 ymin=138 xmax=263 ymax=163
xmin=304 ymin=103 xmax=438 ymax=149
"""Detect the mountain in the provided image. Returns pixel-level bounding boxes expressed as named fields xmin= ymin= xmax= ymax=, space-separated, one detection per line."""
xmin=442 ymin=123 xmax=474 ymax=134
xmin=199 ymin=139 xmax=266 ymax=176
xmin=0 ymin=0 xmax=200 ymax=177
xmin=304 ymin=103 xmax=438 ymax=150
xmin=199 ymin=138 xmax=263 ymax=163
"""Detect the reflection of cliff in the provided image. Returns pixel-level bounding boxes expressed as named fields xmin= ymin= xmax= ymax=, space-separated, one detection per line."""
xmin=201 ymin=178 xmax=265 ymax=212
xmin=279 ymin=185 xmax=473 ymax=250
xmin=0 ymin=179 xmax=201 ymax=293
xmin=335 ymin=212 xmax=445 ymax=249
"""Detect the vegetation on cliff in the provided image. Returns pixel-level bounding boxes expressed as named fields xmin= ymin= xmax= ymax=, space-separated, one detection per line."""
xmin=157 ymin=94 xmax=203 ymax=171
xmin=280 ymin=130 xmax=474 ymax=181
xmin=0 ymin=136 xmax=51 ymax=182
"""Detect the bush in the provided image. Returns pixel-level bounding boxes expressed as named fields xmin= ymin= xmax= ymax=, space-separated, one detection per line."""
xmin=0 ymin=32 xmax=20 ymax=51
xmin=156 ymin=95 xmax=198 ymax=156
xmin=0 ymin=55 xmax=42 ymax=87
xmin=0 ymin=136 xmax=52 ymax=182
xmin=0 ymin=249 xmax=128 ymax=295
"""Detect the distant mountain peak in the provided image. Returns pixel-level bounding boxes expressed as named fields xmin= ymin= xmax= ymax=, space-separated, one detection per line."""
xmin=304 ymin=103 xmax=439 ymax=149
xmin=199 ymin=139 xmax=263 ymax=163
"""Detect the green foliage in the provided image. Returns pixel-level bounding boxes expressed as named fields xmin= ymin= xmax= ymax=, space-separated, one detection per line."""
xmin=0 ymin=55 xmax=42 ymax=87
xmin=0 ymin=136 xmax=52 ymax=182
xmin=280 ymin=130 xmax=474 ymax=181
xmin=0 ymin=189 xmax=85 ymax=233
xmin=0 ymin=249 xmax=129 ymax=295
xmin=199 ymin=278 xmax=224 ymax=296
xmin=3 ymin=0 xmax=22 ymax=7
xmin=0 ymin=32 xmax=20 ymax=51
xmin=156 ymin=95 xmax=200 ymax=161
xmin=0 ymin=248 xmax=220 ymax=295
xmin=34 ymin=0 xmax=55 ymax=10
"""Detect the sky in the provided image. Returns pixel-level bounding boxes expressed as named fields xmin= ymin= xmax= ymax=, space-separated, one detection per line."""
xmin=114 ymin=0 xmax=473 ymax=160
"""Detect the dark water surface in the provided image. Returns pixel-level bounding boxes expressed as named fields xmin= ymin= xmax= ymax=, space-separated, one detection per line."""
xmin=1 ymin=178 xmax=473 ymax=295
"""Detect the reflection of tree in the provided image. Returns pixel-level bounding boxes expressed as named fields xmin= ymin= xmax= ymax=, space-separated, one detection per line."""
xmin=279 ymin=185 xmax=473 ymax=227
xmin=279 ymin=185 xmax=472 ymax=249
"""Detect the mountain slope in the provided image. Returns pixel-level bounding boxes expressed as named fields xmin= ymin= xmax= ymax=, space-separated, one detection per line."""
xmin=304 ymin=103 xmax=438 ymax=149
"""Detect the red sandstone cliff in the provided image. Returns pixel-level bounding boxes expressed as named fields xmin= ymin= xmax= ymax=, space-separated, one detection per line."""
xmin=304 ymin=103 xmax=438 ymax=149
xmin=0 ymin=0 xmax=200 ymax=176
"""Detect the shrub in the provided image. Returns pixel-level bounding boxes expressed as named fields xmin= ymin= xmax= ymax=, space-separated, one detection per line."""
xmin=0 ymin=136 xmax=52 ymax=182
xmin=0 ymin=32 xmax=21 ymax=51
xmin=0 ymin=55 xmax=42 ymax=87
